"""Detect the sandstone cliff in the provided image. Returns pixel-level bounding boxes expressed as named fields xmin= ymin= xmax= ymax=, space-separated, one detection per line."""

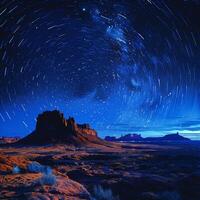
xmin=17 ymin=110 xmax=104 ymax=146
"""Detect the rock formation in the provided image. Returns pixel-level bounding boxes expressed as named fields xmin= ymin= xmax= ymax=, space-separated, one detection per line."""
xmin=145 ymin=132 xmax=190 ymax=142
xmin=119 ymin=133 xmax=143 ymax=141
xmin=0 ymin=136 xmax=20 ymax=144
xmin=105 ymin=133 xmax=143 ymax=142
xmin=17 ymin=110 xmax=103 ymax=145
xmin=105 ymin=132 xmax=190 ymax=142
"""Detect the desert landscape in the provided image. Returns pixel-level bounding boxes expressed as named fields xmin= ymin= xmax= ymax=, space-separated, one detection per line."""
xmin=0 ymin=110 xmax=200 ymax=200
xmin=0 ymin=1 xmax=199 ymax=199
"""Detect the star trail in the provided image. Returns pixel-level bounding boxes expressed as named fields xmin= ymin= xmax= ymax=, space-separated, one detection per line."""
xmin=0 ymin=0 xmax=200 ymax=139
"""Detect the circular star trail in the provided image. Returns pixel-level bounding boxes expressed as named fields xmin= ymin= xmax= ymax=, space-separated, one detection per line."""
xmin=0 ymin=0 xmax=200 ymax=139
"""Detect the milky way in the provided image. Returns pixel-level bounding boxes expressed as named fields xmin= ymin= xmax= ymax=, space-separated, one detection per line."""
xmin=0 ymin=0 xmax=200 ymax=139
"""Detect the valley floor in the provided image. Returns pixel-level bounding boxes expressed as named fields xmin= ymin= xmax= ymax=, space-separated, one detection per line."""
xmin=0 ymin=142 xmax=200 ymax=200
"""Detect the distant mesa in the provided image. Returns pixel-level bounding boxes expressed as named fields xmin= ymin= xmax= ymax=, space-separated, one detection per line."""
xmin=145 ymin=132 xmax=190 ymax=142
xmin=105 ymin=132 xmax=190 ymax=142
xmin=0 ymin=136 xmax=20 ymax=144
xmin=17 ymin=110 xmax=105 ymax=146
xmin=104 ymin=136 xmax=118 ymax=142
xmin=105 ymin=133 xmax=143 ymax=142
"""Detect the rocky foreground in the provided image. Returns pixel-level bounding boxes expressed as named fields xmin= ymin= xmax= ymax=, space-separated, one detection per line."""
xmin=0 ymin=142 xmax=200 ymax=200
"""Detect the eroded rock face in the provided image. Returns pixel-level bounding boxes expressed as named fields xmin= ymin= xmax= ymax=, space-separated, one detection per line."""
xmin=0 ymin=154 xmax=30 ymax=174
xmin=17 ymin=110 xmax=101 ymax=145
xmin=0 ymin=173 xmax=91 ymax=200
xmin=35 ymin=110 xmax=97 ymax=137
xmin=36 ymin=110 xmax=67 ymax=133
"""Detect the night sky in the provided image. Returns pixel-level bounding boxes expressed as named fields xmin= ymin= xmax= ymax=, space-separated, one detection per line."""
xmin=0 ymin=0 xmax=200 ymax=139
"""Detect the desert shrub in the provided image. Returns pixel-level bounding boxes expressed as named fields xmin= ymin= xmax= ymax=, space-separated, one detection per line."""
xmin=92 ymin=185 xmax=119 ymax=200
xmin=28 ymin=161 xmax=43 ymax=172
xmin=158 ymin=191 xmax=181 ymax=200
xmin=28 ymin=161 xmax=52 ymax=174
xmin=38 ymin=173 xmax=56 ymax=186
xmin=12 ymin=165 xmax=20 ymax=174
xmin=28 ymin=162 xmax=57 ymax=186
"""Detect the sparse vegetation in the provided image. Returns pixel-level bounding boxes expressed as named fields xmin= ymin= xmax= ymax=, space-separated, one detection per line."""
xmin=28 ymin=161 xmax=57 ymax=186
xmin=38 ymin=173 xmax=56 ymax=186
xmin=92 ymin=185 xmax=119 ymax=200
xmin=159 ymin=191 xmax=181 ymax=200
xmin=12 ymin=165 xmax=20 ymax=174
xmin=28 ymin=161 xmax=52 ymax=174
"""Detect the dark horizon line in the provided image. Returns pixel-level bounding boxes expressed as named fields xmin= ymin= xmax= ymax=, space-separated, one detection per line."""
xmin=1 ymin=131 xmax=200 ymax=141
